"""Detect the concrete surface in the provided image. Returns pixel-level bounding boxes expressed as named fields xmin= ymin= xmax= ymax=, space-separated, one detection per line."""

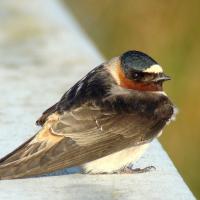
xmin=0 ymin=0 xmax=195 ymax=199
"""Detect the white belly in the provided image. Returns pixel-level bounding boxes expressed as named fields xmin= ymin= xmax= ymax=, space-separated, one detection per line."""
xmin=82 ymin=143 xmax=149 ymax=173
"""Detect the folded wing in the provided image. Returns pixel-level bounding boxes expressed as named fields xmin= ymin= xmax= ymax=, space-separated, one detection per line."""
xmin=0 ymin=102 xmax=162 ymax=179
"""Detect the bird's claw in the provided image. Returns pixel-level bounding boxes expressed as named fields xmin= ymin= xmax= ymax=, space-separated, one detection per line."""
xmin=117 ymin=165 xmax=156 ymax=174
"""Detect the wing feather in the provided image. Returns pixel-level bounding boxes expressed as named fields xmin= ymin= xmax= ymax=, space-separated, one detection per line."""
xmin=0 ymin=102 xmax=163 ymax=179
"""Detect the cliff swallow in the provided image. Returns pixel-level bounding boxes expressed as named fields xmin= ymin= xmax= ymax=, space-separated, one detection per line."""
xmin=0 ymin=50 xmax=176 ymax=179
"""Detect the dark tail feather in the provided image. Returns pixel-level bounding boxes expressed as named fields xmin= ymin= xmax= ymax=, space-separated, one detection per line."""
xmin=0 ymin=136 xmax=35 ymax=164
xmin=0 ymin=125 xmax=71 ymax=180
xmin=0 ymin=135 xmax=38 ymax=180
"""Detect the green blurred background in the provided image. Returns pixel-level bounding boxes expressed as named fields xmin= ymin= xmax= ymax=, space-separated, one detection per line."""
xmin=64 ymin=0 xmax=200 ymax=198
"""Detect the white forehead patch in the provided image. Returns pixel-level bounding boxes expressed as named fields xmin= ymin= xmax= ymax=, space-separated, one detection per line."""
xmin=143 ymin=64 xmax=163 ymax=73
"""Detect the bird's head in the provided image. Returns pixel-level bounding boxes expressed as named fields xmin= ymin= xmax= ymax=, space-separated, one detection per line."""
xmin=107 ymin=50 xmax=170 ymax=92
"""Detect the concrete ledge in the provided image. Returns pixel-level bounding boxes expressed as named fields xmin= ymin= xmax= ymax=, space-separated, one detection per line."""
xmin=0 ymin=0 xmax=195 ymax=199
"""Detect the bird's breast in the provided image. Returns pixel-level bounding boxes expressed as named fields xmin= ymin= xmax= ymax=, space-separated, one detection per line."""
xmin=82 ymin=143 xmax=149 ymax=173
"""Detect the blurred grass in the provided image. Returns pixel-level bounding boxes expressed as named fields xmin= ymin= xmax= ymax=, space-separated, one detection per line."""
xmin=63 ymin=0 xmax=200 ymax=198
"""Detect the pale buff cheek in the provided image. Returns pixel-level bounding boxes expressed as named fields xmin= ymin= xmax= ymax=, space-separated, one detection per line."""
xmin=106 ymin=57 xmax=121 ymax=85
xmin=82 ymin=143 xmax=149 ymax=173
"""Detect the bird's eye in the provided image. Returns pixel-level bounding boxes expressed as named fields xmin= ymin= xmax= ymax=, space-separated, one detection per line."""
xmin=132 ymin=72 xmax=140 ymax=80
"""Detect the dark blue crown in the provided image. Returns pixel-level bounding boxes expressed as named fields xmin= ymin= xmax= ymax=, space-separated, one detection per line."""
xmin=121 ymin=50 xmax=157 ymax=72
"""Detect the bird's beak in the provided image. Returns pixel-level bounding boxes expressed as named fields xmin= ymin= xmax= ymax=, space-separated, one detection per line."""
xmin=153 ymin=73 xmax=171 ymax=82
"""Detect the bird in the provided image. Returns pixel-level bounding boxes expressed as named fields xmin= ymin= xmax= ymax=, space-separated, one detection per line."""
xmin=0 ymin=50 xmax=177 ymax=179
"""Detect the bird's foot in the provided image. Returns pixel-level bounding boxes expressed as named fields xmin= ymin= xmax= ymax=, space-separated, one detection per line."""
xmin=117 ymin=165 xmax=156 ymax=174
xmin=83 ymin=166 xmax=156 ymax=175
